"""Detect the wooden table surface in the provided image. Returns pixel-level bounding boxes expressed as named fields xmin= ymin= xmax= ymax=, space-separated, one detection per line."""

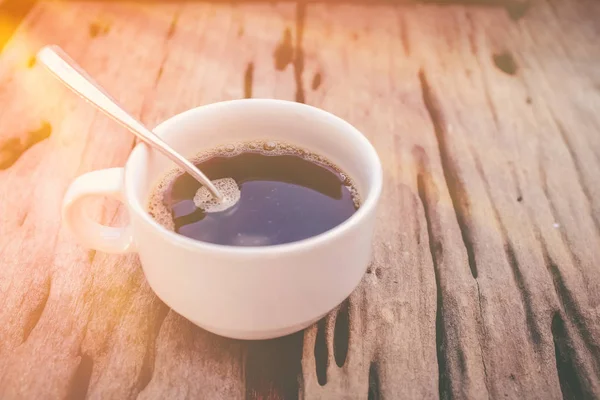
xmin=0 ymin=0 xmax=598 ymax=398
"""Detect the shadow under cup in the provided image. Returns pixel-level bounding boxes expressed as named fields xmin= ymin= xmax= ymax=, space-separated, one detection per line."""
xmin=124 ymin=99 xmax=382 ymax=340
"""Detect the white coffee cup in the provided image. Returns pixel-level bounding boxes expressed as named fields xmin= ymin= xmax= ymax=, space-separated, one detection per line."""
xmin=63 ymin=99 xmax=382 ymax=340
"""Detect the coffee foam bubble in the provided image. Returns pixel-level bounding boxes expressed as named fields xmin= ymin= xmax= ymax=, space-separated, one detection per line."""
xmin=194 ymin=177 xmax=240 ymax=213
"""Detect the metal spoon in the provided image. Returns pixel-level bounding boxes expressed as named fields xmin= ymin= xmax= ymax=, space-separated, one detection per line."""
xmin=36 ymin=45 xmax=222 ymax=200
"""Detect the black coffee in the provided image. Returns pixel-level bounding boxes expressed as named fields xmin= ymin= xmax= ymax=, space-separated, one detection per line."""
xmin=148 ymin=141 xmax=360 ymax=246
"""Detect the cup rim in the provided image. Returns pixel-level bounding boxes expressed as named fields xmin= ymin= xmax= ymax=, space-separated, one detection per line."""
xmin=124 ymin=99 xmax=382 ymax=255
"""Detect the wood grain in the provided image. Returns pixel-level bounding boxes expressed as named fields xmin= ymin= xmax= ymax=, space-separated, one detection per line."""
xmin=0 ymin=0 xmax=597 ymax=398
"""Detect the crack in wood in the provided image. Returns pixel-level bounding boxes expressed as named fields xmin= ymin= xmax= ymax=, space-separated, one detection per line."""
xmin=68 ymin=353 xmax=94 ymax=400
xmin=508 ymin=161 xmax=523 ymax=203
xmin=418 ymin=69 xmax=478 ymax=279
xmin=140 ymin=9 xmax=183 ymax=125
xmin=244 ymin=62 xmax=254 ymax=98
xmin=167 ymin=13 xmax=178 ymax=40
xmin=474 ymin=285 xmax=490 ymax=395
xmin=419 ymin=71 xmax=494 ymax=398
xmin=536 ymin=144 xmax=583 ymax=279
xmin=155 ymin=66 xmax=163 ymax=85
xmin=465 ymin=11 xmax=478 ymax=55
xmin=474 ymin=56 xmax=502 ymax=130
xmin=551 ymin=312 xmax=590 ymax=400
xmin=311 ymin=71 xmax=322 ymax=90
xmin=333 ymin=299 xmax=349 ymax=368
xmin=415 ymin=157 xmax=451 ymax=400
xmin=539 ymin=243 xmax=600 ymax=373
xmin=17 ymin=211 xmax=28 ymax=227
xmin=22 ymin=277 xmax=51 ymax=343
xmin=314 ymin=318 xmax=328 ymax=386
xmin=245 ymin=332 xmax=304 ymax=400
xmin=367 ymin=362 xmax=380 ymax=400
xmin=138 ymin=305 xmax=170 ymax=393
xmin=155 ymin=11 xmax=180 ymax=89
xmin=551 ymin=116 xmax=600 ymax=236
xmin=294 ymin=2 xmax=306 ymax=103
xmin=472 ymin=154 xmax=543 ymax=347
xmin=398 ymin=13 xmax=410 ymax=56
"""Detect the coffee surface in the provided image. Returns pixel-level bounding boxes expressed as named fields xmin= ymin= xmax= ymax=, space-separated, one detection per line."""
xmin=148 ymin=141 xmax=359 ymax=246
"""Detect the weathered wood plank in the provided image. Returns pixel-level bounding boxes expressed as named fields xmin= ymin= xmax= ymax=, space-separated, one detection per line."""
xmin=296 ymin=0 xmax=600 ymax=399
xmin=468 ymin=0 xmax=600 ymax=396
xmin=298 ymin=5 xmax=442 ymax=399
xmin=0 ymin=2 xmax=181 ymax=398
xmin=0 ymin=0 xmax=598 ymax=399
xmin=0 ymin=1 xmax=297 ymax=399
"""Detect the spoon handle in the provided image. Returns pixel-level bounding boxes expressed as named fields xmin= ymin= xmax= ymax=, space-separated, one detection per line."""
xmin=37 ymin=45 xmax=222 ymax=200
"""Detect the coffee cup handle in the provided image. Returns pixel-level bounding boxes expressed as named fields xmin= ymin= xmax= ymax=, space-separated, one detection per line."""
xmin=62 ymin=168 xmax=136 ymax=254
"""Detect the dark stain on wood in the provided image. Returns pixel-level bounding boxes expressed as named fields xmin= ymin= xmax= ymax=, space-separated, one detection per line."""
xmin=245 ymin=332 xmax=304 ymax=400
xmin=314 ymin=318 xmax=328 ymax=386
xmin=87 ymin=250 xmax=96 ymax=265
xmin=89 ymin=23 xmax=100 ymax=38
xmin=244 ymin=62 xmax=254 ymax=98
xmin=0 ymin=138 xmax=22 ymax=170
xmin=552 ymin=313 xmax=586 ymax=400
xmin=89 ymin=21 xmax=110 ymax=39
xmin=311 ymin=72 xmax=322 ymax=90
xmin=506 ymin=0 xmax=530 ymax=21
xmin=0 ymin=122 xmax=52 ymax=170
xmin=27 ymin=55 xmax=35 ymax=68
xmin=333 ymin=300 xmax=349 ymax=368
xmin=68 ymin=354 xmax=94 ymax=400
xmin=272 ymin=7 xmax=308 ymax=101
xmin=493 ymin=51 xmax=518 ymax=75
xmin=274 ymin=28 xmax=294 ymax=71
xmin=367 ymin=362 xmax=380 ymax=400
